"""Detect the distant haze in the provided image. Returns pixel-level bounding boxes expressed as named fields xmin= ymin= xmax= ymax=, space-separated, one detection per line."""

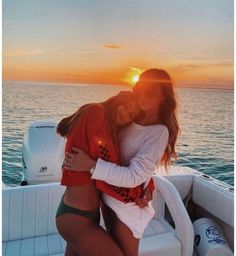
xmin=3 ymin=0 xmax=234 ymax=89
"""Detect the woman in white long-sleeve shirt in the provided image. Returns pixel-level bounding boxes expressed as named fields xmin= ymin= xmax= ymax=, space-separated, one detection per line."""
xmin=64 ymin=69 xmax=179 ymax=256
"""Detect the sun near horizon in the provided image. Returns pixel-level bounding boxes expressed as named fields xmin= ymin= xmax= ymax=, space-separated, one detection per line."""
xmin=3 ymin=0 xmax=233 ymax=89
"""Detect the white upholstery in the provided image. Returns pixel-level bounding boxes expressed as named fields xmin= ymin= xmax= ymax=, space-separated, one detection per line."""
xmin=152 ymin=173 xmax=194 ymax=220
xmin=3 ymin=234 xmax=66 ymax=256
xmin=158 ymin=168 xmax=234 ymax=229
xmin=3 ymin=183 xmax=65 ymax=242
xmin=152 ymin=176 xmax=194 ymax=256
xmin=140 ymin=232 xmax=181 ymax=256
xmin=2 ymin=220 xmax=181 ymax=256
xmin=192 ymin=175 xmax=234 ymax=228
xmin=2 ymin=183 xmax=66 ymax=256
xmin=3 ymin=176 xmax=194 ymax=256
xmin=163 ymin=174 xmax=193 ymax=200
xmin=140 ymin=218 xmax=182 ymax=256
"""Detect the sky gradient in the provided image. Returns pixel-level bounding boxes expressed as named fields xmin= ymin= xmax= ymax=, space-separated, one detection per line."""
xmin=3 ymin=0 xmax=234 ymax=88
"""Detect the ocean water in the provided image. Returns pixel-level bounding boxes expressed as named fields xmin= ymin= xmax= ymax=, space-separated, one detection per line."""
xmin=2 ymin=81 xmax=234 ymax=186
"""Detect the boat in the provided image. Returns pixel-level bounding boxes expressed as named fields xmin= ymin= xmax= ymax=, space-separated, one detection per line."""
xmin=2 ymin=121 xmax=234 ymax=256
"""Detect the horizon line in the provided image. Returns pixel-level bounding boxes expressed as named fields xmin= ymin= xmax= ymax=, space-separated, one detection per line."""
xmin=2 ymin=79 xmax=234 ymax=91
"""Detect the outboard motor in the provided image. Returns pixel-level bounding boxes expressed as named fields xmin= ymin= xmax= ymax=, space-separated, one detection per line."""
xmin=21 ymin=120 xmax=66 ymax=185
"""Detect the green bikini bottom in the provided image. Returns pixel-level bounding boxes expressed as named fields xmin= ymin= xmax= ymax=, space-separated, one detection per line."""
xmin=56 ymin=196 xmax=100 ymax=222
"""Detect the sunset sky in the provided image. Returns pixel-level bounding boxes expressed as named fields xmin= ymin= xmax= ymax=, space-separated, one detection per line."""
xmin=3 ymin=0 xmax=234 ymax=88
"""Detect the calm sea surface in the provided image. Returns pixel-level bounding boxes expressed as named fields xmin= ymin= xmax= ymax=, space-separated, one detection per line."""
xmin=2 ymin=81 xmax=234 ymax=186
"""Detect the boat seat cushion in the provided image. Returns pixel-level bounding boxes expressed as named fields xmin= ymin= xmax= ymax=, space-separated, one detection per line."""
xmin=3 ymin=234 xmax=66 ymax=256
xmin=3 ymin=182 xmax=182 ymax=256
xmin=2 ymin=219 xmax=181 ymax=256
xmin=3 ymin=183 xmax=65 ymax=242
xmin=164 ymin=174 xmax=193 ymax=199
xmin=192 ymin=175 xmax=234 ymax=227
xmin=140 ymin=218 xmax=181 ymax=256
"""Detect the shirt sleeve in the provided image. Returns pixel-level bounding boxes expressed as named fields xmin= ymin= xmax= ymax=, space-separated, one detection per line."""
xmin=91 ymin=125 xmax=169 ymax=187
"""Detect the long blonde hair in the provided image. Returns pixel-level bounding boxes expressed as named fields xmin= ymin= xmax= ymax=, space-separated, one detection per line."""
xmin=136 ymin=69 xmax=180 ymax=168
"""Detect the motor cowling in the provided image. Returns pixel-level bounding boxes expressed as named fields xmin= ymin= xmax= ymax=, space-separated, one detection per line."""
xmin=22 ymin=120 xmax=66 ymax=185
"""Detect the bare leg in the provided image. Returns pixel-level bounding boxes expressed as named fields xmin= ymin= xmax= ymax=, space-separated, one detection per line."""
xmin=65 ymin=243 xmax=78 ymax=256
xmin=56 ymin=214 xmax=124 ymax=256
xmin=101 ymin=202 xmax=139 ymax=256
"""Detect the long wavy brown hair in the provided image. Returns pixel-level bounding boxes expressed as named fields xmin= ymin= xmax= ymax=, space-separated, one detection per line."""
xmin=135 ymin=69 xmax=180 ymax=168
xmin=57 ymin=91 xmax=137 ymax=138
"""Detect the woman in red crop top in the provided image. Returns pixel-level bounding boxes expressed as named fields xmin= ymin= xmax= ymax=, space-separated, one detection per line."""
xmin=56 ymin=91 xmax=149 ymax=256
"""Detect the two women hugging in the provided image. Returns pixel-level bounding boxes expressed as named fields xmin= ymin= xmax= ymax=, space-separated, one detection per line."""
xmin=56 ymin=69 xmax=179 ymax=256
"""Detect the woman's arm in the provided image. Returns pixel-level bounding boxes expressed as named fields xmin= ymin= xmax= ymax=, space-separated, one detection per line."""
xmin=64 ymin=125 xmax=169 ymax=188
xmin=91 ymin=125 xmax=169 ymax=187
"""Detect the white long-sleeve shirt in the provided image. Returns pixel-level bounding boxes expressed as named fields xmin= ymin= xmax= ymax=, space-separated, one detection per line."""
xmin=92 ymin=122 xmax=169 ymax=238
xmin=92 ymin=122 xmax=169 ymax=187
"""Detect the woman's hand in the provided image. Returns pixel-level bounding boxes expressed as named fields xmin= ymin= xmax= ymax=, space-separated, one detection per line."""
xmin=135 ymin=187 xmax=152 ymax=208
xmin=63 ymin=147 xmax=96 ymax=172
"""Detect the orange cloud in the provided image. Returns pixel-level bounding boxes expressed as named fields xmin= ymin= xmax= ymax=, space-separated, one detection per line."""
xmin=103 ymin=44 xmax=122 ymax=49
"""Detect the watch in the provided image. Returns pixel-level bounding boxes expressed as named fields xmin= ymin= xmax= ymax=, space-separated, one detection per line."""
xmin=90 ymin=164 xmax=96 ymax=174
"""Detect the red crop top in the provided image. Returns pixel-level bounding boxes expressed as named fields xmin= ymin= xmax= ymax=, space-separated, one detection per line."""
xmin=61 ymin=104 xmax=120 ymax=186
xmin=61 ymin=104 xmax=155 ymax=203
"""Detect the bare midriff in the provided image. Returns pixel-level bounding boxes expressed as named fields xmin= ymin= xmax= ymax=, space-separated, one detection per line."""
xmin=63 ymin=183 xmax=100 ymax=211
